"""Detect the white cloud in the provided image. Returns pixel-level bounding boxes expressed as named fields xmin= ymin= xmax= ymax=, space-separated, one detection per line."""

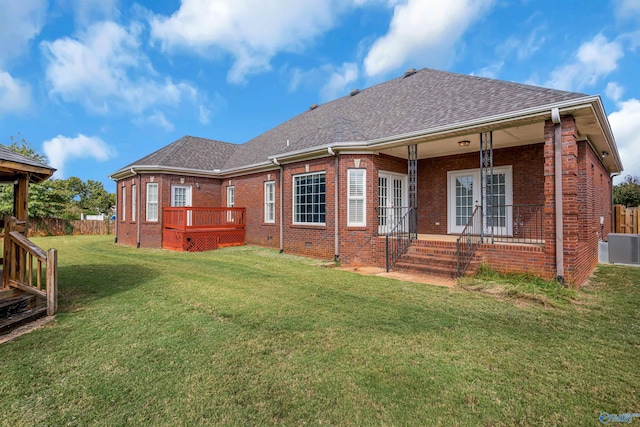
xmin=609 ymin=98 xmax=640 ymax=180
xmin=320 ymin=63 xmax=359 ymax=102
xmin=68 ymin=0 xmax=120 ymax=27
xmin=363 ymin=0 xmax=494 ymax=77
xmin=545 ymin=34 xmax=624 ymax=91
xmin=0 ymin=71 xmax=32 ymax=115
xmin=42 ymin=134 xmax=116 ymax=178
xmin=198 ymin=105 xmax=211 ymax=125
xmin=0 ymin=0 xmax=47 ymax=65
xmin=476 ymin=62 xmax=504 ymax=79
xmin=145 ymin=111 xmax=174 ymax=131
xmin=41 ymin=21 xmax=198 ymax=115
xmin=614 ymin=0 xmax=640 ymax=21
xmin=605 ymin=82 xmax=625 ymax=102
xmin=150 ymin=0 xmax=360 ymax=84
xmin=498 ymin=29 xmax=545 ymax=61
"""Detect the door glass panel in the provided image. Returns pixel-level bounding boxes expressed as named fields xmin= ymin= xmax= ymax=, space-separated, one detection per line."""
xmin=455 ymin=176 xmax=474 ymax=226
xmin=378 ymin=176 xmax=388 ymax=228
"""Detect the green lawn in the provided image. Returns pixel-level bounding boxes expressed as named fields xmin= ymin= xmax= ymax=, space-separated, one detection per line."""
xmin=1 ymin=235 xmax=638 ymax=426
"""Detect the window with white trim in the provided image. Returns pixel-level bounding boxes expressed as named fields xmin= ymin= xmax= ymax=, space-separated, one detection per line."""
xmin=121 ymin=186 xmax=126 ymax=221
xmin=293 ymin=171 xmax=326 ymax=224
xmin=146 ymin=183 xmax=158 ymax=222
xmin=348 ymin=169 xmax=366 ymax=226
xmin=171 ymin=185 xmax=191 ymax=207
xmin=131 ymin=184 xmax=136 ymax=222
xmin=227 ymin=186 xmax=235 ymax=207
xmin=264 ymin=181 xmax=275 ymax=223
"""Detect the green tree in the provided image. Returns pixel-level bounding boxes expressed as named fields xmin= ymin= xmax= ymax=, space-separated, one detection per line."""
xmin=1 ymin=135 xmax=115 ymax=219
xmin=613 ymin=175 xmax=640 ymax=207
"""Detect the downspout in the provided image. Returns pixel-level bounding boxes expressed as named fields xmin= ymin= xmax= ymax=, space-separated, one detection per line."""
xmin=274 ymin=158 xmax=284 ymax=254
xmin=136 ymin=171 xmax=141 ymax=248
xmin=113 ymin=178 xmax=118 ymax=243
xmin=552 ymin=108 xmax=564 ymax=284
xmin=330 ymin=147 xmax=339 ymax=263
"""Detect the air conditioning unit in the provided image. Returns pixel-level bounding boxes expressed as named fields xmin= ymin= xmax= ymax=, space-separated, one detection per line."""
xmin=608 ymin=233 xmax=640 ymax=265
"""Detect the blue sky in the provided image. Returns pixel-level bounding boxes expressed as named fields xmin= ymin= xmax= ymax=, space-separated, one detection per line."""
xmin=1 ymin=0 xmax=639 ymax=189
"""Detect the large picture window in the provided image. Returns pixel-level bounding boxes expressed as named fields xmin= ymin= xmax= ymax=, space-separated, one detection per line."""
xmin=264 ymin=181 xmax=275 ymax=223
xmin=293 ymin=172 xmax=326 ymax=224
xmin=348 ymin=169 xmax=366 ymax=226
xmin=146 ymin=183 xmax=158 ymax=222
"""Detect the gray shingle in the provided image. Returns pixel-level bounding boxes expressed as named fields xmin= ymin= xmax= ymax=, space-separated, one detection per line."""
xmin=0 ymin=144 xmax=55 ymax=173
xmin=118 ymin=68 xmax=587 ymax=174
xmin=123 ymin=135 xmax=238 ymax=170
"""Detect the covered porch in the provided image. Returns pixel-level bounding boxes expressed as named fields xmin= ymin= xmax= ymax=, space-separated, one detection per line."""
xmin=368 ymin=107 xmax=616 ymax=284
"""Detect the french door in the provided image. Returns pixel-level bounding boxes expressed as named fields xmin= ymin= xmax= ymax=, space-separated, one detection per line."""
xmin=447 ymin=166 xmax=512 ymax=235
xmin=378 ymin=172 xmax=407 ymax=234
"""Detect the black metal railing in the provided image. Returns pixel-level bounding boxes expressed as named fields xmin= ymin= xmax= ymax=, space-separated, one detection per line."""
xmin=385 ymin=207 xmax=417 ymax=271
xmin=484 ymin=204 xmax=544 ymax=244
xmin=456 ymin=206 xmax=482 ymax=278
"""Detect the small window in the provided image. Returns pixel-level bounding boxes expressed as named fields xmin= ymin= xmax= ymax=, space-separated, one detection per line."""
xmin=131 ymin=184 xmax=136 ymax=222
xmin=227 ymin=186 xmax=235 ymax=207
xmin=171 ymin=185 xmax=191 ymax=207
xmin=264 ymin=181 xmax=275 ymax=223
xmin=121 ymin=186 xmax=126 ymax=222
xmin=146 ymin=183 xmax=159 ymax=222
xmin=348 ymin=169 xmax=366 ymax=226
xmin=293 ymin=172 xmax=326 ymax=224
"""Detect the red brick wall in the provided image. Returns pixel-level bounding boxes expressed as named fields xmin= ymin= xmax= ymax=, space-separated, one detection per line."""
xmin=221 ymin=170 xmax=281 ymax=250
xmin=417 ymin=143 xmax=545 ymax=234
xmin=573 ymin=141 xmax=612 ymax=285
xmin=282 ymin=157 xmax=337 ymax=259
xmin=115 ymin=173 xmax=222 ymax=248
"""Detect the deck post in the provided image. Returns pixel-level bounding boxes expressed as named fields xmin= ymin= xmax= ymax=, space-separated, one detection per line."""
xmin=46 ymin=248 xmax=58 ymax=316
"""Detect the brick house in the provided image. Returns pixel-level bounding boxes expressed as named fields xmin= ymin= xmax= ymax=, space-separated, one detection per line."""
xmin=110 ymin=68 xmax=622 ymax=286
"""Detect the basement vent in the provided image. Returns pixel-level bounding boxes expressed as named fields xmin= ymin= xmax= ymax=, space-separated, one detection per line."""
xmin=403 ymin=68 xmax=417 ymax=78
xmin=349 ymin=89 xmax=360 ymax=97
xmin=309 ymin=103 xmax=319 ymax=110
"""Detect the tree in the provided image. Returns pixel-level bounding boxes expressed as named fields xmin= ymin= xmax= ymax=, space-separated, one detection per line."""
xmin=1 ymin=135 xmax=115 ymax=219
xmin=613 ymin=175 xmax=640 ymax=207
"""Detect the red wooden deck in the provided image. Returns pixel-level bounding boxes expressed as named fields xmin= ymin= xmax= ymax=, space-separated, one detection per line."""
xmin=162 ymin=207 xmax=246 ymax=252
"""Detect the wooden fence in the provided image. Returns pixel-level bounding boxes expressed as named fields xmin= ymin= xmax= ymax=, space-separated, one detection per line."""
xmin=28 ymin=218 xmax=115 ymax=237
xmin=613 ymin=205 xmax=639 ymax=234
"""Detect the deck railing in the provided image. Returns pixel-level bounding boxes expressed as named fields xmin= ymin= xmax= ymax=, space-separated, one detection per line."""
xmin=385 ymin=207 xmax=417 ymax=272
xmin=164 ymin=207 xmax=246 ymax=231
xmin=3 ymin=216 xmax=58 ymax=316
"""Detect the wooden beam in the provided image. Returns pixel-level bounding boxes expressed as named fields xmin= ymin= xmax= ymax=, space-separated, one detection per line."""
xmin=9 ymin=280 xmax=46 ymax=299
xmin=47 ymin=249 xmax=58 ymax=316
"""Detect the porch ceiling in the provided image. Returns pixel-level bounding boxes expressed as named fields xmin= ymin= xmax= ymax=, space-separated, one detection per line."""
xmin=379 ymin=122 xmax=543 ymax=159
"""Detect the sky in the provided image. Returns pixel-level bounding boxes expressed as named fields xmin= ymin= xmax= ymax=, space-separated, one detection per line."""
xmin=0 ymin=0 xmax=639 ymax=190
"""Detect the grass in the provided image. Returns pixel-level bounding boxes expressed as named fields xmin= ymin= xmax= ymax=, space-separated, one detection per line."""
xmin=0 ymin=235 xmax=638 ymax=426
xmin=458 ymin=264 xmax=579 ymax=308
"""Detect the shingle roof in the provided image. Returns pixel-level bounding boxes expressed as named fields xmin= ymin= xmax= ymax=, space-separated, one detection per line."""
xmin=118 ymin=68 xmax=588 ymax=174
xmin=223 ymin=68 xmax=587 ymax=169
xmin=122 ymin=135 xmax=238 ymax=170
xmin=0 ymin=144 xmax=56 ymax=182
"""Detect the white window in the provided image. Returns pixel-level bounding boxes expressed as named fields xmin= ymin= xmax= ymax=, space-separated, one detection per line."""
xmin=146 ymin=183 xmax=159 ymax=222
xmin=227 ymin=186 xmax=235 ymax=207
xmin=171 ymin=185 xmax=191 ymax=207
xmin=121 ymin=186 xmax=126 ymax=221
xmin=348 ymin=169 xmax=366 ymax=226
xmin=264 ymin=181 xmax=275 ymax=223
xmin=293 ymin=171 xmax=326 ymax=224
xmin=131 ymin=184 xmax=136 ymax=222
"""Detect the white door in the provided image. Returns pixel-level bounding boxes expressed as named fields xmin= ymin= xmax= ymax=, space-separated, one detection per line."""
xmin=378 ymin=172 xmax=407 ymax=234
xmin=171 ymin=185 xmax=192 ymax=226
xmin=447 ymin=167 xmax=512 ymax=235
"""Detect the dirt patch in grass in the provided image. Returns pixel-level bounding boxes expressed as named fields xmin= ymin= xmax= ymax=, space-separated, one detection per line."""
xmin=457 ymin=264 xmax=578 ymax=309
